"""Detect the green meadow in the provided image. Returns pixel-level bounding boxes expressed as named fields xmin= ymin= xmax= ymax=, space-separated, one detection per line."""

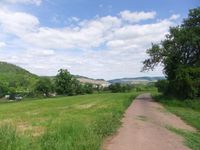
xmin=0 ymin=92 xmax=137 ymax=150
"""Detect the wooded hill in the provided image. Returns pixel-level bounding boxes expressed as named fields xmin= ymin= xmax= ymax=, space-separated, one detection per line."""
xmin=0 ymin=61 xmax=38 ymax=91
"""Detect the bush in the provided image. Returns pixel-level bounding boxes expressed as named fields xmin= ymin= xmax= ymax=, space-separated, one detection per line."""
xmin=109 ymin=83 xmax=133 ymax=93
xmin=155 ymin=80 xmax=169 ymax=95
xmin=155 ymin=67 xmax=200 ymax=99
xmin=173 ymin=67 xmax=200 ymax=99
xmin=0 ymin=82 xmax=9 ymax=98
xmin=84 ymin=83 xmax=94 ymax=94
xmin=34 ymin=77 xmax=55 ymax=97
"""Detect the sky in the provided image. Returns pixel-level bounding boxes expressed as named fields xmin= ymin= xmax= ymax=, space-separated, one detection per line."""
xmin=0 ymin=0 xmax=199 ymax=79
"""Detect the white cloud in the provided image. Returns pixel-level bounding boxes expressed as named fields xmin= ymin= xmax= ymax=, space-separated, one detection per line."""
xmin=0 ymin=8 xmax=39 ymax=36
xmin=28 ymin=49 xmax=55 ymax=57
xmin=0 ymin=8 xmax=178 ymax=79
xmin=169 ymin=14 xmax=180 ymax=20
xmin=120 ymin=10 xmax=156 ymax=23
xmin=0 ymin=42 xmax=6 ymax=48
xmin=68 ymin=17 xmax=80 ymax=22
xmin=2 ymin=0 xmax=42 ymax=5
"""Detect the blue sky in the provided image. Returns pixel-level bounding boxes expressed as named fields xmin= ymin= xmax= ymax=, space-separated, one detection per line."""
xmin=0 ymin=0 xmax=199 ymax=79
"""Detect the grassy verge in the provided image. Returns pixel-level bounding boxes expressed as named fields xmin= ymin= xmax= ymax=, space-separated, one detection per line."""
xmin=0 ymin=92 xmax=137 ymax=150
xmin=152 ymin=93 xmax=200 ymax=150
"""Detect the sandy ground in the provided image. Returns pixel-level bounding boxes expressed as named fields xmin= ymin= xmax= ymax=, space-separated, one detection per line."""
xmin=104 ymin=93 xmax=195 ymax=150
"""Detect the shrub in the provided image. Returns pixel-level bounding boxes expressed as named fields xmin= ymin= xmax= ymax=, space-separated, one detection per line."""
xmin=109 ymin=83 xmax=133 ymax=93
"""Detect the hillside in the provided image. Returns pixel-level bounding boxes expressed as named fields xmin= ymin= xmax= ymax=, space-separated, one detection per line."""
xmin=0 ymin=61 xmax=164 ymax=90
xmin=75 ymin=75 xmax=110 ymax=87
xmin=108 ymin=76 xmax=165 ymax=84
xmin=0 ymin=61 xmax=38 ymax=91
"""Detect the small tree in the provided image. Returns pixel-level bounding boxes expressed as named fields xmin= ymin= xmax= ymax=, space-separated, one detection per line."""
xmin=0 ymin=82 xmax=9 ymax=97
xmin=84 ymin=83 xmax=93 ymax=94
xmin=109 ymin=83 xmax=121 ymax=93
xmin=75 ymin=83 xmax=85 ymax=95
xmin=34 ymin=77 xmax=54 ymax=97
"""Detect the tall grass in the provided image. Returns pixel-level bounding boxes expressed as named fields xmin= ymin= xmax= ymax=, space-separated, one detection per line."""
xmin=0 ymin=93 xmax=136 ymax=150
xmin=0 ymin=125 xmax=32 ymax=150
xmin=40 ymin=122 xmax=100 ymax=150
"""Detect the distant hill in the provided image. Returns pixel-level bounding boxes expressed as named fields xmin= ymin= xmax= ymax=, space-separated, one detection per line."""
xmin=0 ymin=61 xmax=38 ymax=91
xmin=74 ymin=75 xmax=110 ymax=87
xmin=43 ymin=75 xmax=110 ymax=87
xmin=108 ymin=76 xmax=165 ymax=84
xmin=0 ymin=61 xmax=164 ymax=90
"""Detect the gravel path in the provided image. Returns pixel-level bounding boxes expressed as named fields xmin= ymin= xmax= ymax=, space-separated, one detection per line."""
xmin=104 ymin=93 xmax=195 ymax=150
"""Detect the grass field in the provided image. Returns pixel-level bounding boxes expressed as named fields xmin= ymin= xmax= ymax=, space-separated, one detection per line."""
xmin=0 ymin=92 xmax=137 ymax=150
xmin=153 ymin=93 xmax=200 ymax=150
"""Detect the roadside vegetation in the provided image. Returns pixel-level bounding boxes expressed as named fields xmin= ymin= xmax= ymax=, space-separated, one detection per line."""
xmin=152 ymin=93 xmax=200 ymax=150
xmin=143 ymin=7 xmax=200 ymax=99
xmin=144 ymin=7 xmax=200 ymax=150
xmin=0 ymin=92 xmax=138 ymax=150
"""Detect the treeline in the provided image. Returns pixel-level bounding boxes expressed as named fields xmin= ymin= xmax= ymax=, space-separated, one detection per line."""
xmin=30 ymin=69 xmax=96 ymax=97
xmin=0 ymin=69 xmax=136 ymax=100
xmin=143 ymin=7 xmax=200 ymax=99
xmin=108 ymin=83 xmax=133 ymax=93
xmin=0 ymin=69 xmax=97 ymax=99
xmin=107 ymin=83 xmax=156 ymax=93
xmin=1 ymin=68 xmax=156 ymax=100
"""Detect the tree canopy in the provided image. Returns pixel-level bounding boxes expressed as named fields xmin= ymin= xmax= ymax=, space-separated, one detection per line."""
xmin=34 ymin=77 xmax=54 ymax=97
xmin=54 ymin=69 xmax=94 ymax=96
xmin=143 ymin=7 xmax=200 ymax=99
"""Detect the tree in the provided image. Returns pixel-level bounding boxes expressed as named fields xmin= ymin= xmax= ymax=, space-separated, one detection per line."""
xmin=84 ymin=83 xmax=94 ymax=94
xmin=109 ymin=83 xmax=121 ymax=93
xmin=34 ymin=77 xmax=54 ymax=97
xmin=55 ymin=69 xmax=80 ymax=95
xmin=95 ymin=84 xmax=103 ymax=93
xmin=108 ymin=83 xmax=132 ymax=93
xmin=0 ymin=82 xmax=9 ymax=97
xmin=75 ymin=83 xmax=85 ymax=95
xmin=142 ymin=7 xmax=200 ymax=98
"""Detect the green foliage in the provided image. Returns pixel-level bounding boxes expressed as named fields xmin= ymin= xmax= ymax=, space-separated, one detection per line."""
xmin=173 ymin=67 xmax=200 ymax=98
xmin=155 ymin=80 xmax=169 ymax=94
xmin=0 ymin=82 xmax=9 ymax=97
xmin=143 ymin=7 xmax=200 ymax=99
xmin=134 ymin=84 xmax=157 ymax=92
xmin=34 ymin=77 xmax=55 ymax=97
xmin=55 ymin=69 xmax=80 ymax=95
xmin=40 ymin=122 xmax=100 ymax=150
xmin=84 ymin=83 xmax=94 ymax=94
xmin=0 ymin=125 xmax=31 ymax=150
xmin=0 ymin=61 xmax=38 ymax=92
xmin=109 ymin=83 xmax=132 ymax=93
xmin=55 ymin=69 xmax=95 ymax=96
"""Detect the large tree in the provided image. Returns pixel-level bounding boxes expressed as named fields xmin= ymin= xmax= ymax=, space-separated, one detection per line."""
xmin=55 ymin=69 xmax=80 ymax=95
xmin=143 ymin=7 xmax=200 ymax=98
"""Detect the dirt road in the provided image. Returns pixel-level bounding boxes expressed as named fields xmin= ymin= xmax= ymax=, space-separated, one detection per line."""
xmin=104 ymin=93 xmax=195 ymax=150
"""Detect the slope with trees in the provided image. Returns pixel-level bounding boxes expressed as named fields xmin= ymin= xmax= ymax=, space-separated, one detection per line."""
xmin=0 ymin=61 xmax=39 ymax=97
